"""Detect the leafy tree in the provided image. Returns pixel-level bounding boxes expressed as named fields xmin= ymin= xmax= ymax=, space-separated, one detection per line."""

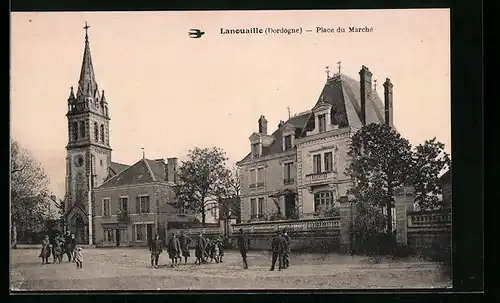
xmin=217 ymin=165 xmax=242 ymax=222
xmin=11 ymin=139 xmax=52 ymax=245
xmin=410 ymin=138 xmax=451 ymax=210
xmin=173 ymin=147 xmax=232 ymax=225
xmin=352 ymin=200 xmax=386 ymax=254
xmin=346 ymin=123 xmax=413 ymax=233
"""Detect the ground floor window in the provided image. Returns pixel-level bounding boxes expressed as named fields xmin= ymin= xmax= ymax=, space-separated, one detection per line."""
xmin=133 ymin=223 xmax=153 ymax=241
xmin=314 ymin=191 xmax=333 ymax=212
xmin=134 ymin=224 xmax=144 ymax=241
xmin=104 ymin=229 xmax=115 ymax=243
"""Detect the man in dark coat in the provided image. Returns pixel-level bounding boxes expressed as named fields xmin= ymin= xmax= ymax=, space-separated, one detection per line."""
xmin=167 ymin=233 xmax=181 ymax=267
xmin=178 ymin=231 xmax=192 ymax=264
xmin=237 ymin=228 xmax=249 ymax=269
xmin=64 ymin=231 xmax=73 ymax=262
xmin=195 ymin=233 xmax=208 ymax=265
xmin=70 ymin=233 xmax=77 ymax=262
xmin=49 ymin=232 xmax=59 ymax=264
xmin=213 ymin=234 xmax=224 ymax=263
xmin=282 ymin=229 xmax=291 ymax=269
xmin=270 ymin=230 xmax=284 ymax=271
xmin=149 ymin=234 xmax=163 ymax=268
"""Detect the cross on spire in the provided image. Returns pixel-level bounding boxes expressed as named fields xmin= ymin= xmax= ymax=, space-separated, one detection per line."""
xmin=325 ymin=65 xmax=330 ymax=79
xmin=84 ymin=21 xmax=90 ymax=41
xmin=337 ymin=61 xmax=342 ymax=74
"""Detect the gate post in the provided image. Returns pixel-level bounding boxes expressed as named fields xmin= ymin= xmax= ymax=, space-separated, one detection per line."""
xmin=338 ymin=196 xmax=352 ymax=254
xmin=394 ymin=186 xmax=415 ymax=245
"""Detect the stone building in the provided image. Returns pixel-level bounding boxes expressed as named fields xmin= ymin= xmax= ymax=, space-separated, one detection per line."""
xmin=93 ymin=157 xmax=190 ymax=247
xmin=237 ymin=65 xmax=395 ymax=222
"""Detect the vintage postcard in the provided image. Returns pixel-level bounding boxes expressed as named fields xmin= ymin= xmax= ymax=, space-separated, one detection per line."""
xmin=10 ymin=9 xmax=451 ymax=291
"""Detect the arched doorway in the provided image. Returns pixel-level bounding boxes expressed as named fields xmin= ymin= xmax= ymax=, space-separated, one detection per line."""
xmin=72 ymin=214 xmax=86 ymax=244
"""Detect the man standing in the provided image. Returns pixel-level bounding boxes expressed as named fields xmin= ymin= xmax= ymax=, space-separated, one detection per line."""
xmin=282 ymin=229 xmax=291 ymax=269
xmin=213 ymin=234 xmax=224 ymax=263
xmin=178 ymin=231 xmax=192 ymax=264
xmin=149 ymin=234 xmax=163 ymax=269
xmin=195 ymin=233 xmax=207 ymax=265
xmin=167 ymin=233 xmax=181 ymax=267
xmin=64 ymin=231 xmax=73 ymax=262
xmin=237 ymin=228 xmax=249 ymax=269
xmin=270 ymin=230 xmax=284 ymax=271
xmin=70 ymin=233 xmax=77 ymax=262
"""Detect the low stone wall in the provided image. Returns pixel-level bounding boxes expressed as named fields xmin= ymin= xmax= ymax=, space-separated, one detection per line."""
xmin=406 ymin=209 xmax=451 ymax=254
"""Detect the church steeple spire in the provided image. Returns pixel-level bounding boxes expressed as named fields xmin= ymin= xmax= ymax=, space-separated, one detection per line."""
xmin=77 ymin=21 xmax=99 ymax=99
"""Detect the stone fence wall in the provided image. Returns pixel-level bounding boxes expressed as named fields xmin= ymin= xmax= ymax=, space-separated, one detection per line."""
xmin=406 ymin=209 xmax=451 ymax=252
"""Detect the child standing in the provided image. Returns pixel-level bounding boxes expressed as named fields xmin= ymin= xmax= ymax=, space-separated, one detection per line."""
xmin=74 ymin=246 xmax=83 ymax=268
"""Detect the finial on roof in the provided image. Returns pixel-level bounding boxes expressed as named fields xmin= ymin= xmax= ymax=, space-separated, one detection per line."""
xmin=374 ymin=79 xmax=377 ymax=91
xmin=141 ymin=147 xmax=145 ymax=159
xmin=287 ymin=106 xmax=291 ymax=119
xmin=84 ymin=21 xmax=90 ymax=42
xmin=337 ymin=61 xmax=342 ymax=74
xmin=325 ymin=65 xmax=330 ymax=80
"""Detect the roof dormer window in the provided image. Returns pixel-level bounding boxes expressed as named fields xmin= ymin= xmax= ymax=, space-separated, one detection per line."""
xmin=252 ymin=142 xmax=261 ymax=158
xmin=283 ymin=134 xmax=292 ymax=151
xmin=318 ymin=114 xmax=326 ymax=133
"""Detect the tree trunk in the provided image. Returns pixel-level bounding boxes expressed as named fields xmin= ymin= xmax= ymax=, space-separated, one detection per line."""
xmin=201 ymin=211 xmax=206 ymax=225
xmin=12 ymin=222 xmax=17 ymax=248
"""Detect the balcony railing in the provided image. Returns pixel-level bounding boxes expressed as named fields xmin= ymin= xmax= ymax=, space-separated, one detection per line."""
xmin=305 ymin=171 xmax=336 ymax=184
xmin=408 ymin=210 xmax=451 ymax=228
xmin=283 ymin=177 xmax=295 ymax=185
xmin=233 ymin=217 xmax=340 ymax=234
xmin=117 ymin=210 xmax=131 ymax=223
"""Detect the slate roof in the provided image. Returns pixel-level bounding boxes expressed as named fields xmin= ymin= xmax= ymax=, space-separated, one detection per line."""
xmin=99 ymin=158 xmax=166 ymax=189
xmin=238 ymin=72 xmax=387 ymax=164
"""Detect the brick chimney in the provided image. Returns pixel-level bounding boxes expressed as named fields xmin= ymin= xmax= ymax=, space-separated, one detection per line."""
xmin=166 ymin=157 xmax=178 ymax=183
xmin=278 ymin=120 xmax=285 ymax=129
xmin=359 ymin=65 xmax=373 ymax=125
xmin=383 ymin=78 xmax=394 ymax=127
xmin=258 ymin=115 xmax=268 ymax=134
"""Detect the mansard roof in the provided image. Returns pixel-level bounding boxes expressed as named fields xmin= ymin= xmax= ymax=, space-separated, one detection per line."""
xmin=237 ymin=71 xmax=387 ymax=165
xmin=99 ymin=158 xmax=167 ymax=189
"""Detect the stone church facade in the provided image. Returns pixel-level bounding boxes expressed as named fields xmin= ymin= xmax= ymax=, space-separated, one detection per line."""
xmin=237 ymin=66 xmax=395 ymax=223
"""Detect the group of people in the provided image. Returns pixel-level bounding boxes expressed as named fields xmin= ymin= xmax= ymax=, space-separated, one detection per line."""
xmin=149 ymin=231 xmax=225 ymax=268
xmin=236 ymin=228 xmax=291 ymax=271
xmin=39 ymin=230 xmax=83 ymax=268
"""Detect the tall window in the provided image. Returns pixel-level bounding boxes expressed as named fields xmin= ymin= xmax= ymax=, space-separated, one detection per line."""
xmin=314 ymin=191 xmax=333 ymax=212
xmin=250 ymin=198 xmax=256 ymax=217
xmin=119 ymin=197 xmax=128 ymax=212
xmin=252 ymin=143 xmax=260 ymax=157
xmin=313 ymin=154 xmax=322 ymax=173
xmin=258 ymin=198 xmax=264 ymax=216
xmin=102 ymin=198 xmax=111 ymax=216
xmin=136 ymin=195 xmax=150 ymax=213
xmin=249 ymin=169 xmax=257 ymax=185
xmin=105 ymin=229 xmax=115 ymax=242
xmin=257 ymin=167 xmax=264 ymax=185
xmin=94 ymin=122 xmax=99 ymax=141
xmin=72 ymin=122 xmax=78 ymax=141
xmin=284 ymin=162 xmax=294 ymax=182
xmin=284 ymin=135 xmax=292 ymax=151
xmin=100 ymin=124 xmax=105 ymax=142
xmin=79 ymin=122 xmax=86 ymax=138
xmin=324 ymin=152 xmax=333 ymax=172
xmin=134 ymin=224 xmax=144 ymax=241
xmin=318 ymin=114 xmax=326 ymax=133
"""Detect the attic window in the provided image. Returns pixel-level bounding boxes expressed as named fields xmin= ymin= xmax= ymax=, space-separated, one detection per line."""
xmin=284 ymin=135 xmax=292 ymax=151
xmin=318 ymin=114 xmax=326 ymax=133
xmin=252 ymin=143 xmax=260 ymax=158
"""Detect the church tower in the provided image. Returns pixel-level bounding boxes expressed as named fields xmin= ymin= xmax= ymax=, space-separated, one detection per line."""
xmin=64 ymin=22 xmax=111 ymax=244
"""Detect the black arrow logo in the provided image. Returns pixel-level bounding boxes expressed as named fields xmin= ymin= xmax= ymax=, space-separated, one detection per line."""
xmin=189 ymin=29 xmax=205 ymax=39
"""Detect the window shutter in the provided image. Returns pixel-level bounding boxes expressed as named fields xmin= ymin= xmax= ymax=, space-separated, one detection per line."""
xmin=136 ymin=197 xmax=140 ymax=214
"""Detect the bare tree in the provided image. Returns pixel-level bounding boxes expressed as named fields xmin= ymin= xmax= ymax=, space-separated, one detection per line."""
xmin=11 ymin=139 xmax=52 ymax=246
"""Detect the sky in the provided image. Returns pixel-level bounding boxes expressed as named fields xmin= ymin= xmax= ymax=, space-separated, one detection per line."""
xmin=11 ymin=9 xmax=451 ymax=199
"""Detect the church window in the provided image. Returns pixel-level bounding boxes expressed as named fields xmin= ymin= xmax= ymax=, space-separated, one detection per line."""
xmin=80 ymin=122 xmax=86 ymax=138
xmin=72 ymin=122 xmax=78 ymax=141
xmin=100 ymin=124 xmax=105 ymax=142
xmin=94 ymin=122 xmax=99 ymax=141
xmin=314 ymin=191 xmax=333 ymax=212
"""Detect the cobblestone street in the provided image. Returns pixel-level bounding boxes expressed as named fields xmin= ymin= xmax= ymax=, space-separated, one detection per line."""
xmin=11 ymin=248 xmax=451 ymax=291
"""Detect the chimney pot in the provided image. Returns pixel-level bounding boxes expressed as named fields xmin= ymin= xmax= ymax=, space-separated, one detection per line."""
xmin=167 ymin=157 xmax=178 ymax=183
xmin=258 ymin=115 xmax=268 ymax=134
xmin=383 ymin=78 xmax=394 ymax=127
xmin=359 ymin=65 xmax=373 ymax=125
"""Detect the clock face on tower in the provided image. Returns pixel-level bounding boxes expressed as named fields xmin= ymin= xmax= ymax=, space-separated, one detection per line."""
xmin=74 ymin=155 xmax=84 ymax=167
